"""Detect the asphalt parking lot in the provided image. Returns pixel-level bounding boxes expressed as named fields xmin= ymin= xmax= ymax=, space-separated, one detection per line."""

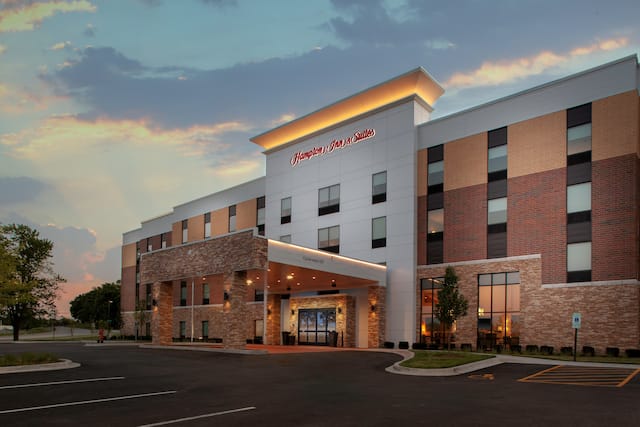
xmin=1 ymin=342 xmax=639 ymax=426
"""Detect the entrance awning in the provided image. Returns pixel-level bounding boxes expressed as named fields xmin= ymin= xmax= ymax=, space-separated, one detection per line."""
xmin=254 ymin=240 xmax=386 ymax=294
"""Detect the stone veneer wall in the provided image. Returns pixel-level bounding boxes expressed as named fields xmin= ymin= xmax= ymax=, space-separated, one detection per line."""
xmin=266 ymin=294 xmax=282 ymax=345
xmin=417 ymin=257 xmax=640 ymax=352
xmin=152 ymin=281 xmax=172 ymax=345
xmin=289 ymin=295 xmax=356 ymax=348
xmin=368 ymin=286 xmax=386 ymax=348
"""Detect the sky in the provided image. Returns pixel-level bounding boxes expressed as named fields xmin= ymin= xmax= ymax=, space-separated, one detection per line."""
xmin=0 ymin=0 xmax=638 ymax=318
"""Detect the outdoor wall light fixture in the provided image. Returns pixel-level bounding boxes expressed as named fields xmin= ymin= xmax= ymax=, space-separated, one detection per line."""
xmin=246 ymin=279 xmax=253 ymax=285
xmin=291 ymin=309 xmax=295 ymax=316
xmin=331 ymin=280 xmax=337 ymax=288
xmin=370 ymin=304 xmax=377 ymax=312
xmin=223 ymin=291 xmax=229 ymax=301
xmin=267 ymin=308 xmax=272 ymax=315
xmin=337 ymin=307 xmax=342 ymax=314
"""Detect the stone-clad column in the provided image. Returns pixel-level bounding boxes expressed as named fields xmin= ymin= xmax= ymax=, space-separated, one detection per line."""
xmin=368 ymin=285 xmax=386 ymax=348
xmin=151 ymin=281 xmax=173 ymax=345
xmin=222 ymin=270 xmax=249 ymax=349
xmin=266 ymin=293 xmax=282 ymax=345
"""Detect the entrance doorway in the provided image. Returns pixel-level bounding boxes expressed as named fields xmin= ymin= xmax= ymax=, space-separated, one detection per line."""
xmin=298 ymin=308 xmax=336 ymax=345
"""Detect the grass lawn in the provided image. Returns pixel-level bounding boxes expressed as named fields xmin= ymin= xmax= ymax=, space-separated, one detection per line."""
xmin=0 ymin=352 xmax=60 ymax=367
xmin=400 ymin=350 xmax=495 ymax=369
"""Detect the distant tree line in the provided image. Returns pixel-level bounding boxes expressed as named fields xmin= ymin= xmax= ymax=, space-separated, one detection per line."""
xmin=70 ymin=281 xmax=121 ymax=329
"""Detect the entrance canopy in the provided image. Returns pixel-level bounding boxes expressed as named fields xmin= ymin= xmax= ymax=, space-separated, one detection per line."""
xmin=245 ymin=240 xmax=386 ymax=294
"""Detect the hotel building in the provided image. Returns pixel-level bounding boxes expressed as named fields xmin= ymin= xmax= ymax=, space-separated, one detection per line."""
xmin=121 ymin=55 xmax=639 ymax=353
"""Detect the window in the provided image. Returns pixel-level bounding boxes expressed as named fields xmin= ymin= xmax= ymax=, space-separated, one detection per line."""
xmin=281 ymin=197 xmax=291 ymax=224
xmin=420 ymin=278 xmax=443 ymax=343
xmin=487 ymin=197 xmax=507 ymax=258
xmin=202 ymin=283 xmax=210 ymax=305
xmin=255 ymin=290 xmax=264 ymax=302
xmin=145 ymin=284 xmax=152 ymax=310
xmin=372 ymin=216 xmax=386 ymax=248
xmin=161 ymin=233 xmax=167 ymax=248
xmin=567 ymin=183 xmax=591 ymax=214
xmin=318 ymin=184 xmax=340 ymax=215
xmin=372 ymin=171 xmax=387 ymax=204
xmin=147 ymin=238 xmax=152 ymax=252
xmin=181 ymin=219 xmax=188 ymax=243
xmin=427 ymin=161 xmax=444 ymax=193
xmin=180 ymin=281 xmax=187 ymax=306
xmin=567 ymin=242 xmax=591 ymax=282
xmin=179 ymin=321 xmax=186 ymax=339
xmin=201 ymin=320 xmax=209 ymax=340
xmin=228 ymin=205 xmax=236 ymax=232
xmin=256 ymin=196 xmax=265 ymax=236
xmin=204 ymin=212 xmax=211 ymax=238
xmin=280 ymin=234 xmax=291 ymax=243
xmin=477 ymin=272 xmax=521 ymax=350
xmin=318 ymin=225 xmax=340 ymax=253
xmin=427 ymin=209 xmax=443 ymax=265
xmin=488 ymin=197 xmax=507 ymax=225
xmin=487 ymin=132 xmax=508 ymax=199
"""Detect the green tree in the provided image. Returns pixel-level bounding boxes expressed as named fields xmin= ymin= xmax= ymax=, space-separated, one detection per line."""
xmin=134 ymin=299 xmax=150 ymax=341
xmin=0 ymin=224 xmax=65 ymax=341
xmin=70 ymin=281 xmax=121 ymax=330
xmin=435 ymin=266 xmax=469 ymax=349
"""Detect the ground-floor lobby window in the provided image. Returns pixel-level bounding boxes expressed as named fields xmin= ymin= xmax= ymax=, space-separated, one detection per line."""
xmin=420 ymin=278 xmax=443 ymax=344
xmin=477 ymin=272 xmax=521 ymax=349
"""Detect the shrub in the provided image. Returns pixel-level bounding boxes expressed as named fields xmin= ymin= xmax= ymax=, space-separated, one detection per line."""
xmin=606 ymin=347 xmax=620 ymax=357
xmin=460 ymin=343 xmax=472 ymax=352
xmin=412 ymin=342 xmax=427 ymax=350
xmin=510 ymin=344 xmax=522 ymax=353
xmin=383 ymin=341 xmax=394 ymax=349
xmin=525 ymin=345 xmax=539 ymax=353
xmin=560 ymin=346 xmax=573 ymax=356
xmin=582 ymin=346 xmax=595 ymax=356
xmin=540 ymin=345 xmax=554 ymax=355
xmin=625 ymin=349 xmax=640 ymax=358
xmin=398 ymin=341 xmax=409 ymax=350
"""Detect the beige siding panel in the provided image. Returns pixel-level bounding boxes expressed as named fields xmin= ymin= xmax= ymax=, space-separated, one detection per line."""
xmin=236 ymin=198 xmax=257 ymax=230
xmin=188 ymin=214 xmax=205 ymax=242
xmin=509 ymin=111 xmax=566 ymax=178
xmin=444 ymin=133 xmax=487 ymax=191
xmin=172 ymin=221 xmax=182 ymax=245
xmin=212 ymin=207 xmax=228 ymax=236
xmin=592 ymin=90 xmax=639 ymax=161
xmin=417 ymin=148 xmax=427 ymax=196
xmin=122 ymin=243 xmax=137 ymax=268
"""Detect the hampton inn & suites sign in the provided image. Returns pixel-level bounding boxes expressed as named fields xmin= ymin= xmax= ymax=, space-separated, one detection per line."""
xmin=290 ymin=129 xmax=375 ymax=167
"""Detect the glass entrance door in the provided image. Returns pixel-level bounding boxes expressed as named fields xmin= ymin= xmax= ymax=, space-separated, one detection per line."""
xmin=298 ymin=308 xmax=336 ymax=345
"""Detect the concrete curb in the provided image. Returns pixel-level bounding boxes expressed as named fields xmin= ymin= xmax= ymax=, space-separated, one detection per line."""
xmin=139 ymin=344 xmax=269 ymax=355
xmin=0 ymin=359 xmax=80 ymax=375
xmin=385 ymin=353 xmax=640 ymax=376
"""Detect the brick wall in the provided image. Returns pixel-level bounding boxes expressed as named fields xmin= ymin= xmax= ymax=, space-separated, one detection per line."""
xmin=417 ymin=258 xmax=640 ymax=351
xmin=592 ymin=154 xmax=638 ymax=281
xmin=508 ymin=168 xmax=566 ymax=284
xmin=444 ymin=184 xmax=487 ymax=262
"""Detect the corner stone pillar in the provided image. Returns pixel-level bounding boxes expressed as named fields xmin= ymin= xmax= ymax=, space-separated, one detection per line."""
xmin=368 ymin=285 xmax=386 ymax=348
xmin=266 ymin=293 xmax=282 ymax=345
xmin=222 ymin=270 xmax=249 ymax=349
xmin=151 ymin=281 xmax=173 ymax=345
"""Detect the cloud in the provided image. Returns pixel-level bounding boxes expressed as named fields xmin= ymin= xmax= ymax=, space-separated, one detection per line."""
xmin=0 ymin=115 xmax=249 ymax=160
xmin=0 ymin=0 xmax=97 ymax=33
xmin=0 ymin=44 xmax=6 ymax=55
xmin=0 ymin=176 xmax=51 ymax=204
xmin=0 ymin=82 xmax=61 ymax=113
xmin=51 ymin=40 xmax=72 ymax=51
xmin=444 ymin=37 xmax=630 ymax=90
xmin=270 ymin=113 xmax=296 ymax=127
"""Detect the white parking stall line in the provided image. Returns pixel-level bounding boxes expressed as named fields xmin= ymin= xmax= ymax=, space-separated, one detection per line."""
xmin=0 ymin=376 xmax=125 ymax=390
xmin=0 ymin=390 xmax=176 ymax=414
xmin=137 ymin=406 xmax=257 ymax=426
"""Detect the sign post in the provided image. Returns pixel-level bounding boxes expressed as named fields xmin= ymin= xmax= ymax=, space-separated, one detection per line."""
xmin=572 ymin=313 xmax=581 ymax=362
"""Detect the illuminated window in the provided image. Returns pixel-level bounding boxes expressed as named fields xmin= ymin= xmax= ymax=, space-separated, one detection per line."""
xmin=477 ymin=272 xmax=521 ymax=350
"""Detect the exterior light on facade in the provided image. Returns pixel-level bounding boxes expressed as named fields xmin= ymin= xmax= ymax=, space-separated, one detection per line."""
xmin=286 ymin=274 xmax=294 ymax=280
xmin=338 ymin=307 xmax=342 ymax=314
xmin=478 ymin=307 xmax=485 ymax=316
xmin=246 ymin=279 xmax=253 ymax=285
xmin=371 ymin=304 xmax=377 ymax=312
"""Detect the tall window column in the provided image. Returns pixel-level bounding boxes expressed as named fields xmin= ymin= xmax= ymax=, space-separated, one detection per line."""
xmin=426 ymin=144 xmax=444 ymax=264
xmin=487 ymin=127 xmax=507 ymax=258
xmin=566 ymin=103 xmax=592 ymax=282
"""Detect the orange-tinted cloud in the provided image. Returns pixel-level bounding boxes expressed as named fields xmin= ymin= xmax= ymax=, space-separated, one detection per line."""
xmin=0 ymin=0 xmax=96 ymax=33
xmin=0 ymin=83 xmax=59 ymax=113
xmin=445 ymin=37 xmax=630 ymax=89
xmin=0 ymin=44 xmax=6 ymax=55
